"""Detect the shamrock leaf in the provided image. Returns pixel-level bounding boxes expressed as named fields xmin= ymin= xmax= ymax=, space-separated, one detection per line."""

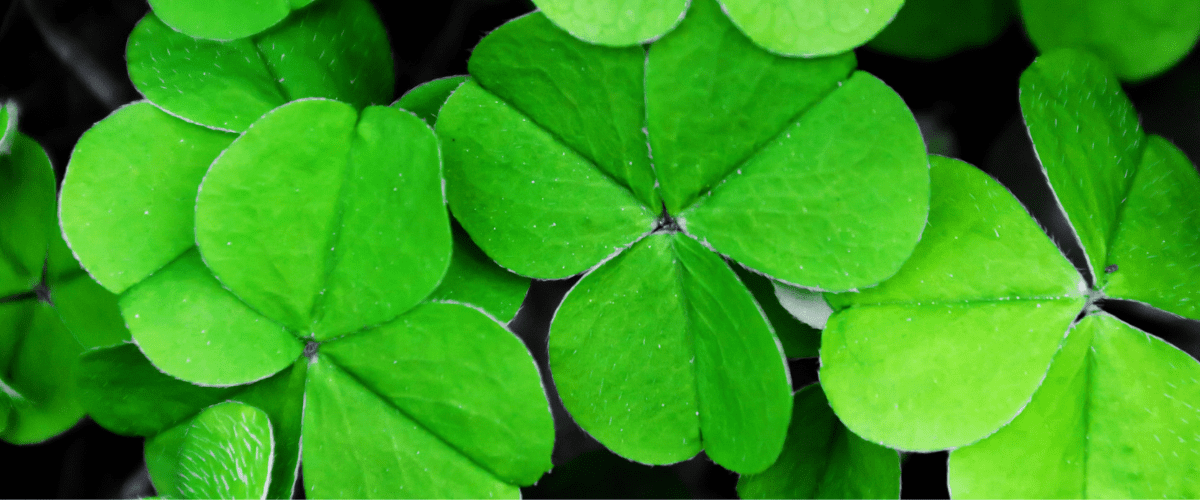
xmin=1 ymin=103 xmax=126 ymax=444
xmin=437 ymin=0 xmax=928 ymax=472
xmin=948 ymin=313 xmax=1200 ymax=498
xmin=1019 ymin=0 xmax=1200 ymax=80
xmin=63 ymin=95 xmax=551 ymax=497
xmin=733 ymin=264 xmax=821 ymax=359
xmin=737 ymin=384 xmax=900 ymax=499
xmin=148 ymin=0 xmax=318 ymax=41
xmin=128 ymin=0 xmax=393 ymax=132
xmin=867 ymin=0 xmax=1014 ymax=60
xmin=532 ymin=0 xmax=903 ymax=56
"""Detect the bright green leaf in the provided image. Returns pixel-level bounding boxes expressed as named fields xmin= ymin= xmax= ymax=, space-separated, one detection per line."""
xmin=120 ymin=250 xmax=302 ymax=386
xmin=0 ymin=101 xmax=15 ymax=154
xmin=318 ymin=302 xmax=554 ymax=486
xmin=129 ymin=0 xmax=394 ymax=132
xmin=550 ymin=233 xmax=791 ymax=473
xmin=51 ymin=274 xmax=131 ymax=349
xmin=1019 ymin=0 xmax=1200 ymax=81
xmin=437 ymin=79 xmax=656 ymax=279
xmin=0 ymin=301 xmax=85 ymax=444
xmin=679 ymin=71 xmax=929 ymax=291
xmin=732 ymin=264 xmax=821 ymax=359
xmin=531 ymin=0 xmax=688 ymax=46
xmin=147 ymin=0 xmax=293 ymax=40
xmin=738 ymin=384 xmax=900 ymax=499
xmin=647 ymin=0 xmax=856 ymax=215
xmin=1020 ymin=49 xmax=1145 ymax=281
xmin=821 ymin=156 xmax=1086 ymax=451
xmin=427 ymin=224 xmax=531 ymax=323
xmin=195 ymin=100 xmax=449 ymax=339
xmin=394 ymin=76 xmax=466 ymax=127
xmin=171 ymin=402 xmax=275 ymax=499
xmin=0 ymin=133 xmax=56 ymax=298
xmin=60 ymin=102 xmax=236 ymax=294
xmin=867 ymin=0 xmax=1014 ymax=60
xmin=948 ymin=313 xmax=1200 ymax=498
xmin=1103 ymin=136 xmax=1200 ymax=321
xmin=717 ymin=0 xmax=904 ymax=56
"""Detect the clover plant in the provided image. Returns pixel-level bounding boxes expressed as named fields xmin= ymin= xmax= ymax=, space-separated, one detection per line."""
xmin=147 ymin=0 xmax=319 ymax=41
xmin=437 ymin=0 xmax=929 ymax=474
xmin=531 ymin=0 xmax=904 ymax=56
xmin=807 ymin=50 xmax=1200 ymax=497
xmin=0 ymin=102 xmax=126 ymax=445
xmin=1019 ymin=0 xmax=1200 ymax=81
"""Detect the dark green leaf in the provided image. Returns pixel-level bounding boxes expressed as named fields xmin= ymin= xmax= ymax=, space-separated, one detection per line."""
xmin=0 ymin=133 xmax=55 ymax=298
xmin=717 ymin=0 xmax=904 ymax=56
xmin=867 ymin=0 xmax=1014 ymax=60
xmin=51 ymin=274 xmax=130 ymax=349
xmin=427 ymin=224 xmax=531 ymax=323
xmin=531 ymin=0 xmax=688 ymax=46
xmin=732 ymin=264 xmax=821 ymax=359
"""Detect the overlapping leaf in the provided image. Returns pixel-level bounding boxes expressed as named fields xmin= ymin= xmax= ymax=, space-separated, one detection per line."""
xmin=438 ymin=0 xmax=928 ymax=472
xmin=867 ymin=0 xmax=1014 ymax=59
xmin=128 ymin=0 xmax=392 ymax=132
xmin=531 ymin=0 xmax=903 ymax=56
xmin=148 ymin=0 xmax=318 ymax=40
xmin=1019 ymin=0 xmax=1200 ymax=80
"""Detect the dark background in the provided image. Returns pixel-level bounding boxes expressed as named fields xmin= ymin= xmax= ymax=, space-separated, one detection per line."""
xmin=2 ymin=0 xmax=1199 ymax=497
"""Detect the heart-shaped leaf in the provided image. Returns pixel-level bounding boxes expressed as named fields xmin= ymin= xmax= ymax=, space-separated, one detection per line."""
xmin=128 ymin=0 xmax=393 ymax=132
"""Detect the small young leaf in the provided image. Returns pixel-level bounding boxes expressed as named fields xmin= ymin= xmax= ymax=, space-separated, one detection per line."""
xmin=550 ymin=233 xmax=791 ymax=473
xmin=948 ymin=313 xmax=1200 ymax=498
xmin=393 ymin=75 xmax=467 ymax=127
xmin=867 ymin=0 xmax=1014 ymax=60
xmin=738 ymin=384 xmax=900 ymax=499
xmin=531 ymin=0 xmax=689 ymax=46
xmin=1019 ymin=49 xmax=1145 ymax=281
xmin=129 ymin=0 xmax=394 ymax=132
xmin=195 ymin=100 xmax=449 ymax=339
xmin=148 ymin=0 xmax=293 ymax=41
xmin=60 ymin=102 xmax=236 ymax=294
xmin=717 ymin=0 xmax=904 ymax=56
xmin=1019 ymin=0 xmax=1200 ymax=81
xmin=820 ymin=156 xmax=1086 ymax=451
xmin=0 ymin=301 xmax=85 ymax=445
xmin=120 ymin=250 xmax=302 ymax=387
xmin=1102 ymin=136 xmax=1200 ymax=321
xmin=0 ymin=133 xmax=56 ymax=298
xmin=171 ymin=402 xmax=276 ymax=499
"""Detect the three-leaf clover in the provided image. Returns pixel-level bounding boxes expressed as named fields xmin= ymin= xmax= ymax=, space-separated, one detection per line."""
xmin=128 ymin=0 xmax=393 ymax=132
xmin=1019 ymin=0 xmax=1200 ymax=81
xmin=61 ymin=94 xmax=553 ymax=498
xmin=148 ymin=0 xmax=319 ymax=41
xmin=0 ymin=102 xmax=126 ymax=444
xmin=532 ymin=0 xmax=905 ymax=56
xmin=819 ymin=49 xmax=1200 ymax=497
xmin=437 ymin=0 xmax=929 ymax=473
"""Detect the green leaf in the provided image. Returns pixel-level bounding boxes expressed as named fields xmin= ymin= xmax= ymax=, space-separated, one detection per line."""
xmin=195 ymin=100 xmax=449 ymax=339
xmin=427 ymin=224 xmax=531 ymax=323
xmin=647 ymin=0 xmax=856 ymax=216
xmin=437 ymin=78 xmax=656 ymax=279
xmin=1019 ymin=0 xmax=1200 ymax=80
xmin=773 ymin=281 xmax=833 ymax=332
xmin=120 ymin=250 xmax=302 ymax=386
xmin=717 ymin=0 xmax=905 ymax=56
xmin=0 ymin=133 xmax=56 ymax=298
xmin=531 ymin=0 xmax=688 ymax=46
xmin=304 ymin=302 xmax=553 ymax=497
xmin=148 ymin=0 xmax=294 ymax=41
xmin=1102 ymin=136 xmax=1200 ymax=321
xmin=1020 ymin=49 xmax=1145 ymax=281
xmin=51 ymin=274 xmax=131 ymax=349
xmin=0 ymin=101 xmax=15 ymax=154
xmin=738 ymin=384 xmax=900 ymax=499
xmin=60 ymin=102 xmax=236 ymax=294
xmin=170 ymin=402 xmax=276 ymax=499
xmin=0 ymin=300 xmax=85 ymax=444
xmin=394 ymin=76 xmax=466 ymax=127
xmin=732 ymin=264 xmax=821 ymax=359
xmin=678 ymin=71 xmax=929 ymax=291
xmin=867 ymin=0 xmax=1015 ymax=60
xmin=549 ymin=233 xmax=791 ymax=473
xmin=948 ymin=313 xmax=1200 ymax=498
xmin=128 ymin=0 xmax=394 ymax=132
xmin=820 ymin=156 xmax=1086 ymax=451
